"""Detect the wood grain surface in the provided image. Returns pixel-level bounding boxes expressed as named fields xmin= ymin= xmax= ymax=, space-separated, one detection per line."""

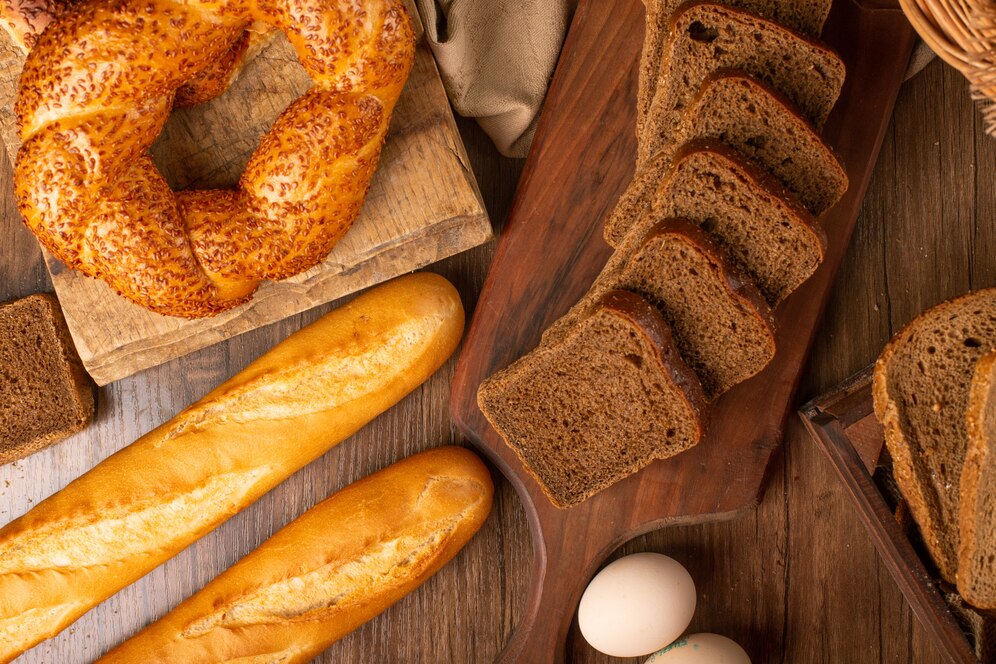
xmin=0 ymin=28 xmax=491 ymax=386
xmin=2 ymin=11 xmax=996 ymax=664
xmin=449 ymin=1 xmax=915 ymax=660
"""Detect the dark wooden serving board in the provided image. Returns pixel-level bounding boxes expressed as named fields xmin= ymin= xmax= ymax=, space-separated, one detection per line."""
xmin=799 ymin=367 xmax=979 ymax=664
xmin=450 ymin=0 xmax=917 ymax=660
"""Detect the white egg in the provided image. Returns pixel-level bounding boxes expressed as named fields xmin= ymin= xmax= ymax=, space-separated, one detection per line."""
xmin=577 ymin=552 xmax=696 ymax=657
xmin=644 ymin=633 xmax=751 ymax=664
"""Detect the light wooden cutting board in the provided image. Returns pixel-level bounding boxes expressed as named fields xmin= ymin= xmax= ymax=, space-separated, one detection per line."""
xmin=0 ymin=16 xmax=490 ymax=386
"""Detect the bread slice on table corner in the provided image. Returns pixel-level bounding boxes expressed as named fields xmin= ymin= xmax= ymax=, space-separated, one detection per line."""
xmin=637 ymin=0 xmax=833 ymax=136
xmin=604 ymin=139 xmax=826 ymax=306
xmin=545 ymin=217 xmax=776 ymax=400
xmin=478 ymin=290 xmax=709 ymax=509
xmin=958 ymin=348 xmax=996 ymax=608
xmin=639 ymin=1 xmax=844 ymax=166
xmin=0 ymin=293 xmax=94 ymax=465
xmin=873 ymin=288 xmax=996 ymax=584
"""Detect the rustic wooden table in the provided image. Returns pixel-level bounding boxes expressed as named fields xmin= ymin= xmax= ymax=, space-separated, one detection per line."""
xmin=1 ymin=55 xmax=990 ymax=663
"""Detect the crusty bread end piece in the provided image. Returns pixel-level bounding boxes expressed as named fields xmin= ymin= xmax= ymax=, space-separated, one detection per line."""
xmin=958 ymin=349 xmax=996 ymax=608
xmin=873 ymin=288 xmax=996 ymax=584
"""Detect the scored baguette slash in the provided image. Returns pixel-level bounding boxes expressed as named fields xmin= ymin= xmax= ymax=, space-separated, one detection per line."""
xmin=479 ymin=290 xmax=708 ymax=508
xmin=97 ymin=447 xmax=493 ymax=664
xmin=0 ymin=273 xmax=464 ymax=664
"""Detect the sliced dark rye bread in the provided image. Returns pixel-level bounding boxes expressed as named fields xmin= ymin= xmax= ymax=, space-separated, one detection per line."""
xmin=873 ymin=288 xmax=996 ymax=584
xmin=638 ymin=2 xmax=845 ymax=166
xmin=544 ymin=218 xmax=775 ymax=399
xmin=681 ymin=71 xmax=848 ymax=214
xmin=478 ymin=290 xmax=709 ymax=508
xmin=0 ymin=293 xmax=94 ymax=464
xmin=603 ymin=139 xmax=825 ymax=305
xmin=637 ymin=0 xmax=832 ymax=135
xmin=610 ymin=70 xmax=848 ymax=245
xmin=958 ymin=349 xmax=996 ymax=608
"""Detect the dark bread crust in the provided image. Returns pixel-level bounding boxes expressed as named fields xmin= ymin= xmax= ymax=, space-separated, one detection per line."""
xmin=873 ymin=288 xmax=996 ymax=584
xmin=958 ymin=349 xmax=996 ymax=607
xmin=636 ymin=0 xmax=832 ymax=139
xmin=608 ymin=72 xmax=847 ymax=260
xmin=599 ymin=290 xmax=710 ymax=418
xmin=684 ymin=70 xmax=848 ymax=215
xmin=639 ymin=1 xmax=845 ymax=166
xmin=604 ymin=139 xmax=826 ymax=305
xmin=478 ymin=289 xmax=708 ymax=508
xmin=545 ymin=217 xmax=776 ymax=398
xmin=0 ymin=293 xmax=94 ymax=465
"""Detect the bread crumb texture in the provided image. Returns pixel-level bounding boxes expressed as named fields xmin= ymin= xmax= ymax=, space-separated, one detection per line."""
xmin=875 ymin=288 xmax=996 ymax=583
xmin=0 ymin=294 xmax=93 ymax=463
xmin=959 ymin=349 xmax=996 ymax=607
xmin=481 ymin=294 xmax=705 ymax=507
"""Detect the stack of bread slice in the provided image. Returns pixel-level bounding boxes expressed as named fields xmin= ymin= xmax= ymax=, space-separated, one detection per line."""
xmin=874 ymin=288 xmax=996 ymax=608
xmin=479 ymin=0 xmax=849 ymax=508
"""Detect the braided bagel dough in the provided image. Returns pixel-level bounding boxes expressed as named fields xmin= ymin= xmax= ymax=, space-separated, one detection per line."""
xmin=14 ymin=0 xmax=415 ymax=318
xmin=0 ymin=0 xmax=271 ymax=107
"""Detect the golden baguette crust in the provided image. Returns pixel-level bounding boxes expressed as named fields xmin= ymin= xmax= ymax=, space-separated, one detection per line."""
xmin=0 ymin=272 xmax=464 ymax=663
xmin=97 ymin=446 xmax=493 ymax=663
xmin=13 ymin=0 xmax=415 ymax=318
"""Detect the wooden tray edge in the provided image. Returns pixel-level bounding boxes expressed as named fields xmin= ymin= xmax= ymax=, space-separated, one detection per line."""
xmin=798 ymin=370 xmax=979 ymax=664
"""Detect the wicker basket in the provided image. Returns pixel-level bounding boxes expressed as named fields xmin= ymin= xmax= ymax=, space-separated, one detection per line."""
xmin=900 ymin=0 xmax=996 ymax=132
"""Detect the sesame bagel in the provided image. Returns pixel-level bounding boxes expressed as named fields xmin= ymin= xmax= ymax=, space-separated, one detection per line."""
xmin=13 ymin=0 xmax=415 ymax=318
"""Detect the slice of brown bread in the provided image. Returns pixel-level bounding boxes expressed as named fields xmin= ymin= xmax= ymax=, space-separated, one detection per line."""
xmin=958 ymin=349 xmax=996 ymax=608
xmin=0 ymin=293 xmax=95 ymax=464
xmin=545 ymin=218 xmax=776 ymax=399
xmin=639 ymin=2 xmax=845 ymax=166
xmin=873 ymin=288 xmax=996 ymax=584
xmin=604 ymin=139 xmax=826 ymax=305
xmin=607 ymin=72 xmax=847 ymax=251
xmin=636 ymin=0 xmax=832 ymax=136
xmin=478 ymin=290 xmax=709 ymax=508
xmin=681 ymin=71 xmax=848 ymax=215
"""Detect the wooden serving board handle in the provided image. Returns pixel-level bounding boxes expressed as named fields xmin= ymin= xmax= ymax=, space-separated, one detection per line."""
xmin=451 ymin=0 xmax=917 ymax=659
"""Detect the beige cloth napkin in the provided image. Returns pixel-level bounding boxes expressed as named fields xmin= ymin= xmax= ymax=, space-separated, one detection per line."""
xmin=415 ymin=0 xmax=573 ymax=157
xmin=415 ymin=1 xmax=933 ymax=158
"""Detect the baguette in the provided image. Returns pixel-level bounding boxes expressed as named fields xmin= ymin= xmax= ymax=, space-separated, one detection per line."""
xmin=0 ymin=272 xmax=464 ymax=663
xmin=97 ymin=446 xmax=493 ymax=663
